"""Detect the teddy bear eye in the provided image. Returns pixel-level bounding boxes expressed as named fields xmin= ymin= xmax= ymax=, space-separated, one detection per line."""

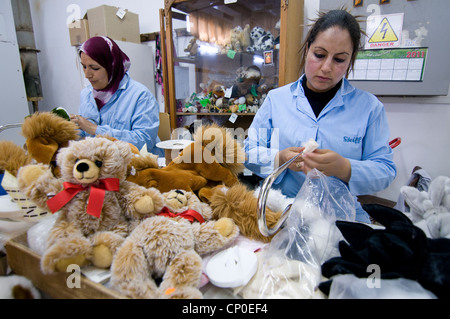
xmin=95 ymin=160 xmax=103 ymax=168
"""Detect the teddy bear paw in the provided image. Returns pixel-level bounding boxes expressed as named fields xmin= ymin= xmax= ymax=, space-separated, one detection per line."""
xmin=134 ymin=195 xmax=155 ymax=215
xmin=55 ymin=255 xmax=88 ymax=273
xmin=214 ymin=217 xmax=235 ymax=237
xmin=91 ymin=244 xmax=113 ymax=268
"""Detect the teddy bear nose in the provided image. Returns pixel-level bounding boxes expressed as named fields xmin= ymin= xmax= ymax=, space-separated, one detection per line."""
xmin=76 ymin=162 xmax=90 ymax=173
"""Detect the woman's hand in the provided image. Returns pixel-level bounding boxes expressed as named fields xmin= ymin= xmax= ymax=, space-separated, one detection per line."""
xmin=301 ymin=149 xmax=351 ymax=183
xmin=275 ymin=146 xmax=305 ymax=171
xmin=70 ymin=114 xmax=97 ymax=136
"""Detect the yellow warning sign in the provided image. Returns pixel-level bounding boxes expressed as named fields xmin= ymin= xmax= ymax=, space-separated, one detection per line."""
xmin=368 ymin=17 xmax=398 ymax=43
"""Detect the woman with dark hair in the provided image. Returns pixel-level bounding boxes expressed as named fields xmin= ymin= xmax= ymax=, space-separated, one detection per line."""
xmin=245 ymin=9 xmax=396 ymax=223
xmin=70 ymin=36 xmax=163 ymax=155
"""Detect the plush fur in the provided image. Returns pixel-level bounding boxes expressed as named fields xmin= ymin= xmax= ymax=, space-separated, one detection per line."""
xmin=0 ymin=141 xmax=32 ymax=177
xmin=21 ymin=112 xmax=79 ymax=177
xmin=199 ymin=183 xmax=282 ymax=243
xmin=17 ymin=137 xmax=165 ymax=274
xmin=401 ymin=175 xmax=450 ymax=238
xmin=127 ymin=123 xmax=246 ymax=194
xmin=110 ymin=189 xmax=239 ymax=299
xmin=0 ymin=275 xmax=40 ymax=299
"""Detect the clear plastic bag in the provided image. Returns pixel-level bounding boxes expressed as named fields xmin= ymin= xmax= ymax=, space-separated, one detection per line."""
xmin=236 ymin=169 xmax=356 ymax=299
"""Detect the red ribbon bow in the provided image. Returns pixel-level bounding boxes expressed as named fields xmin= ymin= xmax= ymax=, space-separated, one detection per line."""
xmin=46 ymin=178 xmax=120 ymax=218
xmin=157 ymin=206 xmax=205 ymax=224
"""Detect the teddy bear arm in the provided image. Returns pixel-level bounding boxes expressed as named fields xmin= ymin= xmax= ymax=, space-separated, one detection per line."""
xmin=17 ymin=163 xmax=63 ymax=208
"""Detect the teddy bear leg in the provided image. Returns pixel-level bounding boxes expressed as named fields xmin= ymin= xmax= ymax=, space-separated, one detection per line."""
xmin=110 ymin=240 xmax=158 ymax=299
xmin=90 ymin=231 xmax=125 ymax=269
xmin=159 ymin=250 xmax=203 ymax=299
xmin=41 ymin=235 xmax=92 ymax=274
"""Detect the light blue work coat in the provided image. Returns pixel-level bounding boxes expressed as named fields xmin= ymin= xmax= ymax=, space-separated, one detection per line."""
xmin=79 ymin=72 xmax=163 ymax=156
xmin=245 ymin=75 xmax=397 ymax=222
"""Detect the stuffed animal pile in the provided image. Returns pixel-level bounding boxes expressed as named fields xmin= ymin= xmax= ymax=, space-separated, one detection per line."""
xmin=400 ymin=175 xmax=450 ymax=238
xmin=319 ymin=204 xmax=450 ymax=299
xmin=110 ymin=189 xmax=239 ymax=299
xmin=7 ymin=110 xmax=450 ymax=300
xmin=17 ymin=137 xmax=164 ymax=273
xmin=127 ymin=123 xmax=246 ymax=194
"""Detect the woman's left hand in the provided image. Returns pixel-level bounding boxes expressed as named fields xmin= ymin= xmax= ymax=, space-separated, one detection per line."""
xmin=70 ymin=114 xmax=97 ymax=136
xmin=301 ymin=149 xmax=351 ymax=183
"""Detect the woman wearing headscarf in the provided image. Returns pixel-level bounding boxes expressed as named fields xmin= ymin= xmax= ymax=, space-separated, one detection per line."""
xmin=70 ymin=36 xmax=162 ymax=155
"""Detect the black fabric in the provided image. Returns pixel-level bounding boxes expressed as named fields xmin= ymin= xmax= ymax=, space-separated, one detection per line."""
xmin=319 ymin=204 xmax=450 ymax=298
xmin=302 ymin=77 xmax=342 ymax=118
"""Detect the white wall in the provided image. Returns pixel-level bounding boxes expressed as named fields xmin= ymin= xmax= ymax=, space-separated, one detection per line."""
xmin=0 ymin=0 xmax=30 ymax=145
xmin=377 ymin=95 xmax=450 ymax=201
xmin=28 ymin=0 xmax=450 ymax=202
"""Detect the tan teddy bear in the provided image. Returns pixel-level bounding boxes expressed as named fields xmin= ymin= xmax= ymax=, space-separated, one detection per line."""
xmin=110 ymin=189 xmax=240 ymax=299
xmin=17 ymin=136 xmax=165 ymax=274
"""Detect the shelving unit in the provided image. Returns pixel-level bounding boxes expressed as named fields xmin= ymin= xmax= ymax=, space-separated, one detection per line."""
xmin=161 ymin=0 xmax=304 ymax=131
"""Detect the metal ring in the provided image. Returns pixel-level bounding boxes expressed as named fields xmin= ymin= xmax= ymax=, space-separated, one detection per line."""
xmin=0 ymin=123 xmax=22 ymax=133
xmin=257 ymin=151 xmax=303 ymax=237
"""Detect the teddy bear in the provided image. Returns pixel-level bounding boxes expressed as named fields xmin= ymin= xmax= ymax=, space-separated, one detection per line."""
xmin=126 ymin=123 xmax=245 ymax=194
xmin=110 ymin=189 xmax=240 ymax=299
xmin=16 ymin=136 xmax=165 ymax=274
xmin=401 ymin=175 xmax=450 ymax=238
xmin=184 ymin=37 xmax=198 ymax=56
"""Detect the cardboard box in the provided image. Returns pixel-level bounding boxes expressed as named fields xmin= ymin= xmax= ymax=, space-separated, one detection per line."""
xmin=87 ymin=5 xmax=140 ymax=44
xmin=68 ymin=19 xmax=90 ymax=46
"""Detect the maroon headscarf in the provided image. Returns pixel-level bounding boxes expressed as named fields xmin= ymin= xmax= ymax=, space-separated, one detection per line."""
xmin=80 ymin=36 xmax=131 ymax=108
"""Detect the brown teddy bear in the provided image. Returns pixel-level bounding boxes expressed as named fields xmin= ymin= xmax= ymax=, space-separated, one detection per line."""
xmin=127 ymin=123 xmax=246 ymax=194
xmin=110 ymin=189 xmax=240 ymax=299
xmin=17 ymin=136 xmax=165 ymax=274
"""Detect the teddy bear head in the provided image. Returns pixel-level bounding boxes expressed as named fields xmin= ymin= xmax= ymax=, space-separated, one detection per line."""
xmin=56 ymin=136 xmax=133 ymax=185
xmin=162 ymin=189 xmax=212 ymax=221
